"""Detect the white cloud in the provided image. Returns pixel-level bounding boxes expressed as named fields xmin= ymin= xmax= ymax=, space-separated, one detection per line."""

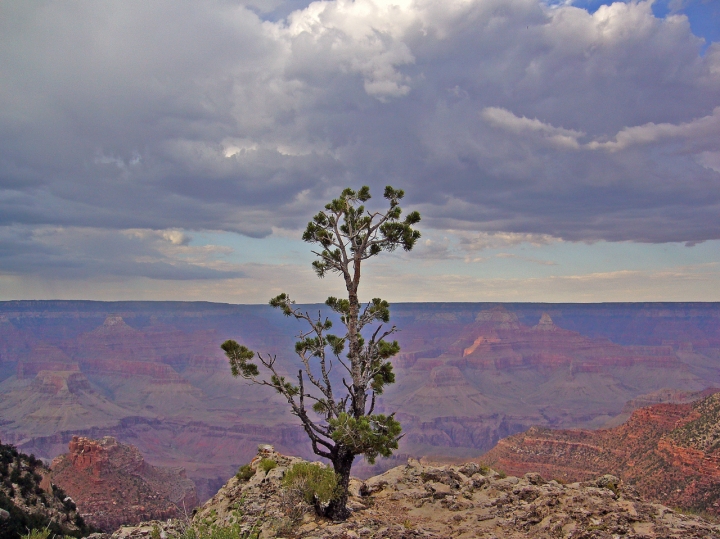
xmin=482 ymin=107 xmax=584 ymax=149
xmin=454 ymin=231 xmax=559 ymax=251
xmin=0 ymin=0 xmax=719 ymax=288
xmin=586 ymin=106 xmax=720 ymax=151
xmin=481 ymin=105 xmax=720 ymax=153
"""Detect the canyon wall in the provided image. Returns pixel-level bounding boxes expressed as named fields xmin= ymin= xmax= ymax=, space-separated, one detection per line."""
xmin=482 ymin=390 xmax=720 ymax=515
xmin=0 ymin=301 xmax=717 ymax=501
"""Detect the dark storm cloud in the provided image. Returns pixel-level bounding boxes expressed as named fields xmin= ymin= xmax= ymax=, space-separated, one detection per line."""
xmin=0 ymin=0 xmax=719 ymax=280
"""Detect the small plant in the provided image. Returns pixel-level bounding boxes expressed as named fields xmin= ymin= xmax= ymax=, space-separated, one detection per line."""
xmin=175 ymin=518 xmax=260 ymax=539
xmin=236 ymin=464 xmax=254 ymax=481
xmin=21 ymin=529 xmax=52 ymax=539
xmin=281 ymin=462 xmax=340 ymax=508
xmin=496 ymin=470 xmax=507 ymax=479
xmin=151 ymin=525 xmax=162 ymax=539
xmin=258 ymin=459 xmax=277 ymax=473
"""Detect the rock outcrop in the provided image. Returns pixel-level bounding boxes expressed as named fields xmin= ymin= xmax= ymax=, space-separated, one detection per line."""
xmin=50 ymin=436 xmax=198 ymax=531
xmin=482 ymin=390 xmax=720 ymax=516
xmin=111 ymin=446 xmax=720 ymax=539
xmin=0 ymin=440 xmax=91 ymax=539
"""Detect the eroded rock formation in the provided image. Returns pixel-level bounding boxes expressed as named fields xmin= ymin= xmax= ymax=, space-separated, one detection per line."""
xmin=50 ymin=436 xmax=198 ymax=531
xmin=1 ymin=301 xmax=719 ymax=503
xmin=482 ymin=390 xmax=720 ymax=516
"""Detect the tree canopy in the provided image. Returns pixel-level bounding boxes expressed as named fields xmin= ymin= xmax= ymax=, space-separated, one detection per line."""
xmin=221 ymin=185 xmax=420 ymax=520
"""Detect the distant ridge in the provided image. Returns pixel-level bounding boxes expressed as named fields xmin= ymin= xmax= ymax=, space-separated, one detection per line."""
xmin=1 ymin=301 xmax=718 ymax=502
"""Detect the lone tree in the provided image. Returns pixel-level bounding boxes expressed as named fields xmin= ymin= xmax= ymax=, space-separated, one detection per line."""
xmin=221 ymin=185 xmax=420 ymax=520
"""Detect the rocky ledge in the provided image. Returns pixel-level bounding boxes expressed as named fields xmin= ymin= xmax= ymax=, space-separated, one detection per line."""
xmin=108 ymin=445 xmax=720 ymax=539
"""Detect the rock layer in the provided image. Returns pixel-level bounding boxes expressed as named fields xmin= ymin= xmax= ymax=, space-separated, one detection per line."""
xmin=482 ymin=390 xmax=720 ymax=516
xmin=50 ymin=436 xmax=198 ymax=531
xmin=1 ymin=301 xmax=719 ymax=501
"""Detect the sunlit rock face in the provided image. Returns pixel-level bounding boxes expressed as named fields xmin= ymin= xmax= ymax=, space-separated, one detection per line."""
xmin=0 ymin=301 xmax=718 ymax=501
xmin=50 ymin=436 xmax=198 ymax=531
xmin=482 ymin=390 xmax=720 ymax=516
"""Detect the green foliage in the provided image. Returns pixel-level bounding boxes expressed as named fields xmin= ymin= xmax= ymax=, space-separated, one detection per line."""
xmin=225 ymin=186 xmax=420 ymax=520
xmin=269 ymin=375 xmax=299 ymax=397
xmin=258 ymin=459 xmax=277 ymax=473
xmin=302 ymin=185 xmax=421 ymax=278
xmin=151 ymin=525 xmax=161 ymax=539
xmin=236 ymin=464 xmax=254 ymax=482
xmin=269 ymin=293 xmax=294 ymax=317
xmin=0 ymin=441 xmax=93 ymax=539
xmin=328 ymin=413 xmax=402 ymax=464
xmin=220 ymin=340 xmax=258 ymax=378
xmin=174 ymin=512 xmax=259 ymax=539
xmin=20 ymin=530 xmax=51 ymax=539
xmin=281 ymin=463 xmax=340 ymax=506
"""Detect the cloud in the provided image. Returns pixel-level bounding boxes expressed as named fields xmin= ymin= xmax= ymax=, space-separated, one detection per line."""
xmin=481 ymin=107 xmax=584 ymax=149
xmin=361 ymin=262 xmax=720 ymax=302
xmin=454 ymin=231 xmax=559 ymax=251
xmin=481 ymin=105 xmax=720 ymax=153
xmin=0 ymin=226 xmax=243 ymax=280
xmin=494 ymin=252 xmax=557 ymax=266
xmin=0 ymin=0 xmax=719 ymax=283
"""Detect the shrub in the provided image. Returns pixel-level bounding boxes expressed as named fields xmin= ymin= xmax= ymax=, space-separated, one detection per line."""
xmin=21 ymin=530 xmax=51 ymax=539
xmin=281 ymin=462 xmax=339 ymax=506
xmin=236 ymin=464 xmax=254 ymax=482
xmin=176 ymin=510 xmax=259 ymax=539
xmin=258 ymin=459 xmax=277 ymax=473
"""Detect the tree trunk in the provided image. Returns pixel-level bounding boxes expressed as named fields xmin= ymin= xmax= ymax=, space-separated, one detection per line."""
xmin=347 ymin=283 xmax=366 ymax=417
xmin=324 ymin=449 xmax=355 ymax=521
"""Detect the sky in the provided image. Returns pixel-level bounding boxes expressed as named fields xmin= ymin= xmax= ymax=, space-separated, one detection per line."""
xmin=0 ymin=0 xmax=719 ymax=303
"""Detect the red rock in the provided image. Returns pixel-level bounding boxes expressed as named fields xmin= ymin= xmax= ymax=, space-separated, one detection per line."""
xmin=50 ymin=436 xmax=198 ymax=531
xmin=481 ymin=390 xmax=720 ymax=515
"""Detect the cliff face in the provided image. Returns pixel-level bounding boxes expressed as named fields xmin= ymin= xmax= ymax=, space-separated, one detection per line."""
xmin=1 ymin=302 xmax=719 ymax=503
xmin=49 ymin=436 xmax=198 ymax=532
xmin=482 ymin=391 xmax=720 ymax=515
xmin=379 ymin=308 xmax=710 ymax=464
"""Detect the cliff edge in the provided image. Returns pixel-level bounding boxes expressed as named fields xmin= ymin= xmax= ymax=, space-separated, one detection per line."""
xmin=110 ymin=445 xmax=720 ymax=539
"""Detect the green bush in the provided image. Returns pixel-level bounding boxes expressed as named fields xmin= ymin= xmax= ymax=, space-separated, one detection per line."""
xmin=281 ymin=462 xmax=339 ymax=506
xmin=258 ymin=459 xmax=277 ymax=473
xmin=236 ymin=464 xmax=254 ymax=481
xmin=20 ymin=530 xmax=51 ymax=539
xmin=176 ymin=510 xmax=259 ymax=539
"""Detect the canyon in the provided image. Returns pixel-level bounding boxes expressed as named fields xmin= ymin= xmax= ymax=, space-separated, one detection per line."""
xmin=0 ymin=301 xmax=718 ymax=502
